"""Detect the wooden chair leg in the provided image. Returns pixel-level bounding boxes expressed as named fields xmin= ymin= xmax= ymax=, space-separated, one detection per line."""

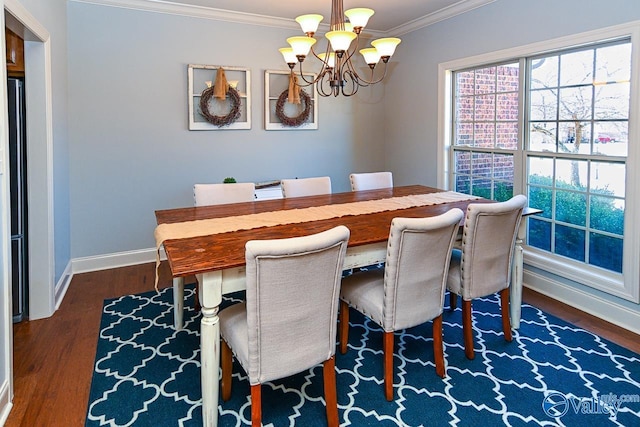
xmin=449 ymin=291 xmax=458 ymax=311
xmin=500 ymin=288 xmax=513 ymax=342
xmin=462 ymin=300 xmax=475 ymax=360
xmin=432 ymin=315 xmax=445 ymax=378
xmin=221 ymin=339 xmax=232 ymax=401
xmin=339 ymin=300 xmax=349 ymax=355
xmin=250 ymin=384 xmax=262 ymax=427
xmin=383 ymin=331 xmax=394 ymax=401
xmin=323 ymin=357 xmax=339 ymax=427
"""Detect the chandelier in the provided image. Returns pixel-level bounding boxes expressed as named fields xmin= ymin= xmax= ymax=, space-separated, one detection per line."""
xmin=279 ymin=0 xmax=401 ymax=97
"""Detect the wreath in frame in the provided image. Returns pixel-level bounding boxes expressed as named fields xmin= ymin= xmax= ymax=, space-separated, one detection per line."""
xmin=198 ymin=85 xmax=242 ymax=127
xmin=275 ymin=88 xmax=312 ymax=127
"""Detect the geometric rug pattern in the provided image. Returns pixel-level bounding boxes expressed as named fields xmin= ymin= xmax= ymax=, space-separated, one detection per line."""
xmin=86 ymin=283 xmax=640 ymax=427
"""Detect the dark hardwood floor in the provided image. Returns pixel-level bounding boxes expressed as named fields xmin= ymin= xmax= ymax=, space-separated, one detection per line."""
xmin=6 ymin=262 xmax=640 ymax=426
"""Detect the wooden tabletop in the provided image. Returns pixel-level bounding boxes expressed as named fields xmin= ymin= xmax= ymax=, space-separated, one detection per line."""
xmin=156 ymin=185 xmax=490 ymax=278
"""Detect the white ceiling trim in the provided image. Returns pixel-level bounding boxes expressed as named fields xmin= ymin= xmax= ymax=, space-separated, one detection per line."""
xmin=390 ymin=0 xmax=497 ymax=36
xmin=69 ymin=0 xmax=301 ymax=31
xmin=70 ymin=0 xmax=495 ymax=36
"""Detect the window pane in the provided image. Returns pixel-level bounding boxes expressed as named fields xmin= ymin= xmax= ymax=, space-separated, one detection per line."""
xmin=559 ymin=121 xmax=590 ymax=154
xmin=595 ymin=43 xmax=631 ymax=84
xmin=528 ymin=156 xmax=554 ymax=182
xmin=496 ymin=122 xmax=518 ymax=149
xmin=528 ymin=185 xmax=552 ymax=219
xmin=455 ymin=174 xmax=471 ymax=194
xmin=472 ymin=178 xmax=492 ymax=198
xmin=456 ymin=70 xmax=475 ymax=96
xmin=455 ymin=122 xmax=474 ymax=146
xmin=556 ymin=190 xmax=586 ymax=227
xmin=590 ymin=161 xmax=625 ymax=197
xmin=530 ymin=56 xmax=558 ymax=90
xmin=474 ymin=94 xmax=495 ymax=121
xmin=556 ymin=159 xmax=587 ymax=190
xmin=456 ymin=95 xmax=474 ymax=121
xmin=529 ymin=123 xmax=557 ymax=151
xmin=530 ymin=89 xmax=557 ymax=120
xmin=496 ymin=63 xmax=519 ymax=92
xmin=475 ymin=67 xmax=495 ymax=94
xmin=493 ymin=181 xmax=513 ymax=201
xmin=590 ymin=196 xmax=624 ymax=235
xmin=560 ymin=50 xmax=593 ymax=86
xmin=594 ymin=121 xmax=628 ymax=156
xmin=558 ymin=86 xmax=592 ymax=120
xmin=471 ymin=152 xmax=492 ymax=177
xmin=589 ymin=233 xmax=623 ymax=273
xmin=455 ymin=151 xmax=471 ymax=174
xmin=497 ymin=92 xmax=519 ymax=121
xmin=555 ymin=224 xmax=585 ymax=262
xmin=474 ymin=122 xmax=495 ymax=147
xmin=594 ymin=82 xmax=630 ymax=120
xmin=528 ymin=218 xmax=551 ymax=250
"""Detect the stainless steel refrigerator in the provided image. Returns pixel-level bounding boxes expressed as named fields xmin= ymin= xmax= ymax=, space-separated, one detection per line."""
xmin=8 ymin=77 xmax=28 ymax=323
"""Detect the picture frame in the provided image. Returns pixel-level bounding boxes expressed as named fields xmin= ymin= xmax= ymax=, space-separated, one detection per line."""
xmin=188 ymin=64 xmax=251 ymax=130
xmin=264 ymin=69 xmax=318 ymax=130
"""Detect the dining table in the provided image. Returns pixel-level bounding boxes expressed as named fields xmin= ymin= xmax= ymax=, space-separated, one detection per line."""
xmin=154 ymin=185 xmax=535 ymax=427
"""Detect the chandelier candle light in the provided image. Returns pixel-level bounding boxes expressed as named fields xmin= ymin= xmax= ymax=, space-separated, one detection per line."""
xmin=279 ymin=0 xmax=401 ymax=97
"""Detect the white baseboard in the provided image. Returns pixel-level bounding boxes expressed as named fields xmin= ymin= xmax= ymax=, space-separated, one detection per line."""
xmin=70 ymin=247 xmax=166 ymax=274
xmin=0 ymin=379 xmax=12 ymax=426
xmin=524 ymin=269 xmax=640 ymax=335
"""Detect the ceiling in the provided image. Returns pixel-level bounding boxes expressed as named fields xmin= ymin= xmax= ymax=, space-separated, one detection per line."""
xmin=145 ymin=0 xmax=495 ymax=34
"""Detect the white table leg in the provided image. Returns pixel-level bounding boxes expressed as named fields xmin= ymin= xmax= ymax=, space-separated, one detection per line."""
xmin=510 ymin=221 xmax=526 ymax=329
xmin=173 ymin=277 xmax=184 ymax=330
xmin=198 ymin=271 xmax=222 ymax=427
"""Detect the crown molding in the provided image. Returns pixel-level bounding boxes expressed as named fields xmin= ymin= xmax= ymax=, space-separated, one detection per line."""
xmin=390 ymin=0 xmax=497 ymax=36
xmin=69 ymin=0 xmax=301 ymax=31
xmin=69 ymin=0 xmax=493 ymax=36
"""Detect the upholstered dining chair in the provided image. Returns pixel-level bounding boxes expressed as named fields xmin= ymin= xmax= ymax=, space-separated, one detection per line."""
xmin=193 ymin=182 xmax=255 ymax=206
xmin=281 ymin=176 xmax=331 ymax=198
xmin=447 ymin=194 xmax=527 ymax=360
xmin=219 ymin=225 xmax=350 ymax=427
xmin=339 ymin=209 xmax=464 ymax=401
xmin=349 ymin=171 xmax=393 ymax=191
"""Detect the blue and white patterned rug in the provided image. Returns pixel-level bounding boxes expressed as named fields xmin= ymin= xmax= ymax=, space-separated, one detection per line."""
xmin=86 ymin=284 xmax=640 ymax=426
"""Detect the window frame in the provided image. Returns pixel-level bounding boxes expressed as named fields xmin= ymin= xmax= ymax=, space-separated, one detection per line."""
xmin=437 ymin=22 xmax=640 ymax=303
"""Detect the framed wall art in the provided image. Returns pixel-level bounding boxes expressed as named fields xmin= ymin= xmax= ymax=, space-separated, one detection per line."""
xmin=188 ymin=64 xmax=251 ymax=130
xmin=264 ymin=70 xmax=318 ymax=131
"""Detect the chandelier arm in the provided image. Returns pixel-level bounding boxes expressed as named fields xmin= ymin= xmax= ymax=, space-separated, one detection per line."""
xmin=317 ymin=73 xmax=333 ymax=97
xmin=341 ymin=70 xmax=359 ymax=96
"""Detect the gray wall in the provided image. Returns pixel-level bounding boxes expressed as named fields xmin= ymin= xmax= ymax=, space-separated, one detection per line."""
xmin=66 ymin=2 xmax=387 ymax=258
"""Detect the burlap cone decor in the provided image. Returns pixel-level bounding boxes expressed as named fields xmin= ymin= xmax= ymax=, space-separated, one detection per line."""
xmin=287 ymin=73 xmax=301 ymax=105
xmin=213 ymin=67 xmax=228 ymax=99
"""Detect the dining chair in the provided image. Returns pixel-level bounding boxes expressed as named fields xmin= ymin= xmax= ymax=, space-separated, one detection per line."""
xmin=191 ymin=182 xmax=257 ymax=310
xmin=219 ymin=225 xmax=350 ymax=427
xmin=349 ymin=171 xmax=393 ymax=191
xmin=447 ymin=194 xmax=527 ymax=360
xmin=281 ymin=176 xmax=331 ymax=198
xmin=339 ymin=208 xmax=464 ymax=401
xmin=193 ymin=182 xmax=256 ymax=206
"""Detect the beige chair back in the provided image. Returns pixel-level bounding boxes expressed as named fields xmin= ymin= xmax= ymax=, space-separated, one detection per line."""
xmin=457 ymin=195 xmax=527 ymax=299
xmin=193 ymin=182 xmax=255 ymax=206
xmin=349 ymin=172 xmax=393 ymax=191
xmin=281 ymin=176 xmax=331 ymax=198
xmin=242 ymin=225 xmax=349 ymax=384
xmin=382 ymin=209 xmax=463 ymax=330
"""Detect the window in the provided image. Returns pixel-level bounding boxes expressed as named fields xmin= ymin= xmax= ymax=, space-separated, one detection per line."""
xmin=526 ymin=41 xmax=630 ymax=274
xmin=442 ymin=24 xmax=638 ymax=302
xmin=452 ymin=63 xmax=519 ymax=202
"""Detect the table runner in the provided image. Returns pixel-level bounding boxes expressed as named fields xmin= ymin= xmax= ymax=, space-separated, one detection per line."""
xmin=154 ymin=191 xmax=479 ymax=287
